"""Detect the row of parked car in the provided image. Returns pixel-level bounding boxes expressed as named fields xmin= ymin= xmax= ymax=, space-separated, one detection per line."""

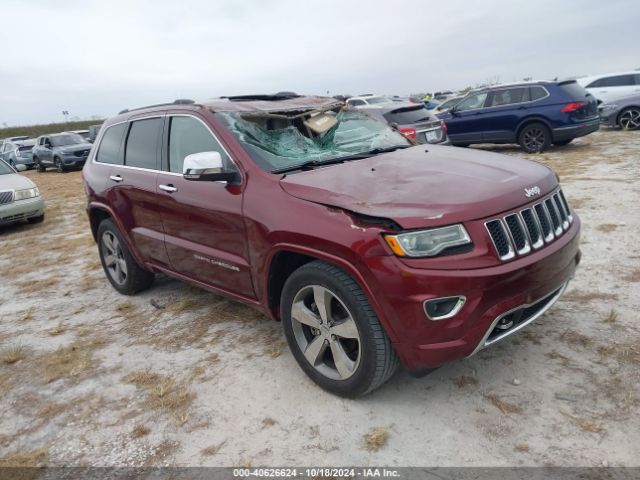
xmin=342 ymin=69 xmax=640 ymax=153
xmin=0 ymin=125 xmax=100 ymax=172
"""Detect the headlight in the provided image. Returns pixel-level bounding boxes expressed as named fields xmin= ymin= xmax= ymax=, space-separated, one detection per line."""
xmin=384 ymin=224 xmax=471 ymax=257
xmin=14 ymin=187 xmax=40 ymax=201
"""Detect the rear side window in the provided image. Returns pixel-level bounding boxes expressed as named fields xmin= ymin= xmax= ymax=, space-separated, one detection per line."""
xmin=348 ymin=99 xmax=365 ymax=106
xmin=530 ymin=86 xmax=548 ymax=101
xmin=125 ymin=118 xmax=162 ymax=170
xmin=168 ymin=116 xmax=230 ymax=173
xmin=383 ymin=107 xmax=432 ymax=124
xmin=487 ymin=87 xmax=529 ymax=107
xmin=96 ymin=123 xmax=126 ymax=165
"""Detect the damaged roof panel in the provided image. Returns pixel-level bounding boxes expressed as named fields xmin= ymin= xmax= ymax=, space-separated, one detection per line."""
xmin=203 ymin=95 xmax=343 ymax=114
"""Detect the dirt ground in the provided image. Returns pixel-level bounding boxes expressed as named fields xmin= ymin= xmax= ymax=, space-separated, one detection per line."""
xmin=0 ymin=129 xmax=639 ymax=467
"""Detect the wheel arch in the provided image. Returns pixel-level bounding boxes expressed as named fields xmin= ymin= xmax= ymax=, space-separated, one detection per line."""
xmin=264 ymin=244 xmax=400 ymax=343
xmin=617 ymin=105 xmax=640 ymax=128
xmin=515 ymin=116 xmax=553 ymax=139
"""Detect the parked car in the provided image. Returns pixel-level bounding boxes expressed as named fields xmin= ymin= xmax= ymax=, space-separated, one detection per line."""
xmin=434 ymin=95 xmax=464 ymax=114
xmin=360 ymin=103 xmax=450 ymax=145
xmin=576 ymin=71 xmax=640 ymax=104
xmin=437 ymin=80 xmax=599 ymax=152
xmin=0 ymin=160 xmax=45 ymax=226
xmin=598 ymin=94 xmax=640 ymax=130
xmin=0 ymin=139 xmax=36 ymax=169
xmin=67 ymin=129 xmax=91 ymax=141
xmin=84 ymin=94 xmax=581 ymax=397
xmin=0 ymin=135 xmax=30 ymax=151
xmin=32 ymin=133 xmax=93 ymax=172
xmin=345 ymin=94 xmax=392 ymax=109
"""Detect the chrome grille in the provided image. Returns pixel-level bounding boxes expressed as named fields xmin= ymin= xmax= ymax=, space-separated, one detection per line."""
xmin=485 ymin=189 xmax=574 ymax=261
xmin=0 ymin=191 xmax=13 ymax=205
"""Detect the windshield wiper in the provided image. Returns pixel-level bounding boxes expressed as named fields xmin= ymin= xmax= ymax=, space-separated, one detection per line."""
xmin=272 ymin=145 xmax=411 ymax=174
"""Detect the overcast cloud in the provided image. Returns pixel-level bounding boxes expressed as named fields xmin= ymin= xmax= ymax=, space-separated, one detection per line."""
xmin=1 ymin=0 xmax=638 ymax=125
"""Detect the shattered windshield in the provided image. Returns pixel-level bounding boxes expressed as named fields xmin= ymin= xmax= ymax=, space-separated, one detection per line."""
xmin=217 ymin=109 xmax=410 ymax=173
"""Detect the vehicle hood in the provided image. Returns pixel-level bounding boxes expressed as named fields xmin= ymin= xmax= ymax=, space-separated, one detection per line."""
xmin=0 ymin=173 xmax=35 ymax=191
xmin=279 ymin=145 xmax=558 ymax=229
xmin=55 ymin=143 xmax=92 ymax=153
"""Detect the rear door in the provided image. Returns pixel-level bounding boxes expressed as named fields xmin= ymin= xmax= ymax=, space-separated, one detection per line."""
xmin=441 ymin=92 xmax=488 ymax=143
xmin=587 ymin=74 xmax=637 ymax=103
xmin=40 ymin=137 xmax=54 ymax=165
xmin=106 ymin=115 xmax=170 ymax=267
xmin=156 ymin=113 xmax=255 ymax=299
xmin=481 ymin=87 xmax=531 ymax=142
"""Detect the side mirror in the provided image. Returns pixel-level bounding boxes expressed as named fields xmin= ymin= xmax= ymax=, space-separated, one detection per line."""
xmin=183 ymin=151 xmax=238 ymax=183
xmin=15 ymin=164 xmax=27 ymax=172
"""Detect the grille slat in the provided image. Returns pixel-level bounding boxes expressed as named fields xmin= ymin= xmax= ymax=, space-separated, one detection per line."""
xmin=0 ymin=191 xmax=13 ymax=205
xmin=486 ymin=189 xmax=573 ymax=261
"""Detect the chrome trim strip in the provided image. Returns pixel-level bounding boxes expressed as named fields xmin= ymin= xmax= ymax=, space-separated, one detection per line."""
xmin=423 ymin=296 xmax=466 ymax=321
xmin=535 ymin=202 xmax=555 ymax=243
xmin=468 ymin=281 xmax=569 ymax=356
xmin=545 ymin=198 xmax=564 ymax=236
xmin=553 ymin=193 xmax=570 ymax=230
xmin=521 ymin=208 xmax=544 ymax=249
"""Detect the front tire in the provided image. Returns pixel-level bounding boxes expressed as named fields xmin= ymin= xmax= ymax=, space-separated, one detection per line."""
xmin=54 ymin=157 xmax=66 ymax=173
xmin=34 ymin=157 xmax=46 ymax=172
xmin=97 ymin=219 xmax=154 ymax=295
xmin=618 ymin=107 xmax=640 ymax=130
xmin=518 ymin=122 xmax=551 ymax=153
xmin=281 ymin=261 xmax=399 ymax=397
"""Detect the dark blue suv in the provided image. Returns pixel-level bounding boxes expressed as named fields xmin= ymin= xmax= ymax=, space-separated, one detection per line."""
xmin=437 ymin=80 xmax=599 ymax=153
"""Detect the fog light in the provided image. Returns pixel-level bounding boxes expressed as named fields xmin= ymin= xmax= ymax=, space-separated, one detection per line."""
xmin=424 ymin=296 xmax=466 ymax=321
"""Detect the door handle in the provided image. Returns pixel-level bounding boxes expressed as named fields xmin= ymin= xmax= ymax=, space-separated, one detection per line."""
xmin=159 ymin=184 xmax=177 ymax=193
xmin=109 ymin=175 xmax=123 ymax=183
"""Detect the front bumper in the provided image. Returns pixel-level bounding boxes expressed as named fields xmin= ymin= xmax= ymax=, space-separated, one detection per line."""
xmin=0 ymin=196 xmax=45 ymax=224
xmin=552 ymin=118 xmax=600 ymax=141
xmin=598 ymin=110 xmax=618 ymax=127
xmin=367 ymin=216 xmax=581 ymax=371
xmin=60 ymin=155 xmax=88 ymax=168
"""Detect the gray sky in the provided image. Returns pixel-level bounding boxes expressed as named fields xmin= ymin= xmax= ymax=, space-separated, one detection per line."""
xmin=1 ymin=0 xmax=638 ymax=126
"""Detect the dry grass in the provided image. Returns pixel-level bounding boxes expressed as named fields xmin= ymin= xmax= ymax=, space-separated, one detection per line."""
xmin=265 ymin=341 xmax=286 ymax=358
xmin=39 ymin=338 xmax=106 ymax=383
xmin=48 ymin=321 xmax=66 ymax=336
xmin=18 ymin=308 xmax=35 ymax=323
xmin=605 ymin=308 xmax=618 ymax=323
xmin=454 ymin=375 xmax=479 ymax=388
xmin=262 ymin=417 xmax=276 ymax=428
xmin=0 ymin=447 xmax=48 ymax=467
xmin=144 ymin=440 xmax=180 ymax=466
xmin=486 ymin=394 xmax=523 ymax=416
xmin=364 ymin=427 xmax=389 ymax=452
xmin=560 ymin=411 xmax=605 ymax=433
xmin=563 ymin=290 xmax=618 ymax=302
xmin=623 ymin=268 xmax=640 ymax=283
xmin=124 ymin=370 xmax=195 ymax=413
xmin=200 ymin=441 xmax=226 ymax=456
xmin=132 ymin=424 xmax=150 ymax=438
xmin=514 ymin=443 xmax=530 ymax=453
xmin=116 ymin=301 xmax=136 ymax=316
xmin=560 ymin=329 xmax=594 ymax=349
xmin=1 ymin=344 xmax=26 ymax=364
xmin=14 ymin=276 xmax=58 ymax=294
xmin=596 ymin=223 xmax=618 ymax=233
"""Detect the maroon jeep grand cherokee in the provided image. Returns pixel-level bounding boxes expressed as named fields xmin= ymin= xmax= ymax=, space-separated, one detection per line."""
xmin=83 ymin=94 xmax=581 ymax=397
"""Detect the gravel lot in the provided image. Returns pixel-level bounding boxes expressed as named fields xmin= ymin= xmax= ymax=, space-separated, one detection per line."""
xmin=0 ymin=129 xmax=639 ymax=467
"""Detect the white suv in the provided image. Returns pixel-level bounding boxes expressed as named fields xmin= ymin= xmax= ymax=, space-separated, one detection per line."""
xmin=345 ymin=95 xmax=392 ymax=109
xmin=576 ymin=71 xmax=640 ymax=104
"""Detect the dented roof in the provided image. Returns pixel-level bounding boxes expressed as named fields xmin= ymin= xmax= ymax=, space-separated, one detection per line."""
xmin=202 ymin=95 xmax=343 ymax=113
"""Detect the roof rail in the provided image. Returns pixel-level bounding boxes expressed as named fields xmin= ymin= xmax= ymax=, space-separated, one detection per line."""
xmin=226 ymin=92 xmax=300 ymax=102
xmin=118 ymin=98 xmax=196 ymax=115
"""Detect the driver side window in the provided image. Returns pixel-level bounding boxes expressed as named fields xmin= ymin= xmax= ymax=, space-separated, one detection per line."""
xmin=168 ymin=116 xmax=231 ymax=174
xmin=456 ymin=92 xmax=488 ymax=111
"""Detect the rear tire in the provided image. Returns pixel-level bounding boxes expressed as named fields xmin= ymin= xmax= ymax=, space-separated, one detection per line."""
xmin=553 ymin=139 xmax=573 ymax=147
xmin=518 ymin=122 xmax=551 ymax=153
xmin=281 ymin=260 xmax=399 ymax=397
xmin=97 ymin=219 xmax=154 ymax=295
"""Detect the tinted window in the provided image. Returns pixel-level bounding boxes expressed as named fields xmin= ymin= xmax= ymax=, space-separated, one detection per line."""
xmin=96 ymin=123 xmax=126 ymax=165
xmin=530 ymin=86 xmax=548 ymax=101
xmin=349 ymin=99 xmax=365 ymax=106
xmin=559 ymin=82 xmax=588 ymax=99
xmin=455 ymin=92 xmax=488 ymax=111
xmin=487 ymin=87 xmax=529 ymax=107
xmin=125 ymin=118 xmax=162 ymax=169
xmin=588 ymin=75 xmax=635 ymax=88
xmin=51 ymin=133 xmax=86 ymax=146
xmin=168 ymin=116 xmax=230 ymax=173
xmin=383 ymin=107 xmax=433 ymax=124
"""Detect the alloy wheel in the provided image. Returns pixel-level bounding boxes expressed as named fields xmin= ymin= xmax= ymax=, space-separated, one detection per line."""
xmin=102 ymin=231 xmax=128 ymax=285
xmin=619 ymin=108 xmax=640 ymax=130
xmin=290 ymin=285 xmax=361 ymax=381
xmin=522 ymin=127 xmax=546 ymax=152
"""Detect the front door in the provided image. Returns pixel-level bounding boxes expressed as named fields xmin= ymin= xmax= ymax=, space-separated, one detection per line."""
xmin=156 ymin=113 xmax=255 ymax=299
xmin=442 ymin=91 xmax=488 ymax=143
